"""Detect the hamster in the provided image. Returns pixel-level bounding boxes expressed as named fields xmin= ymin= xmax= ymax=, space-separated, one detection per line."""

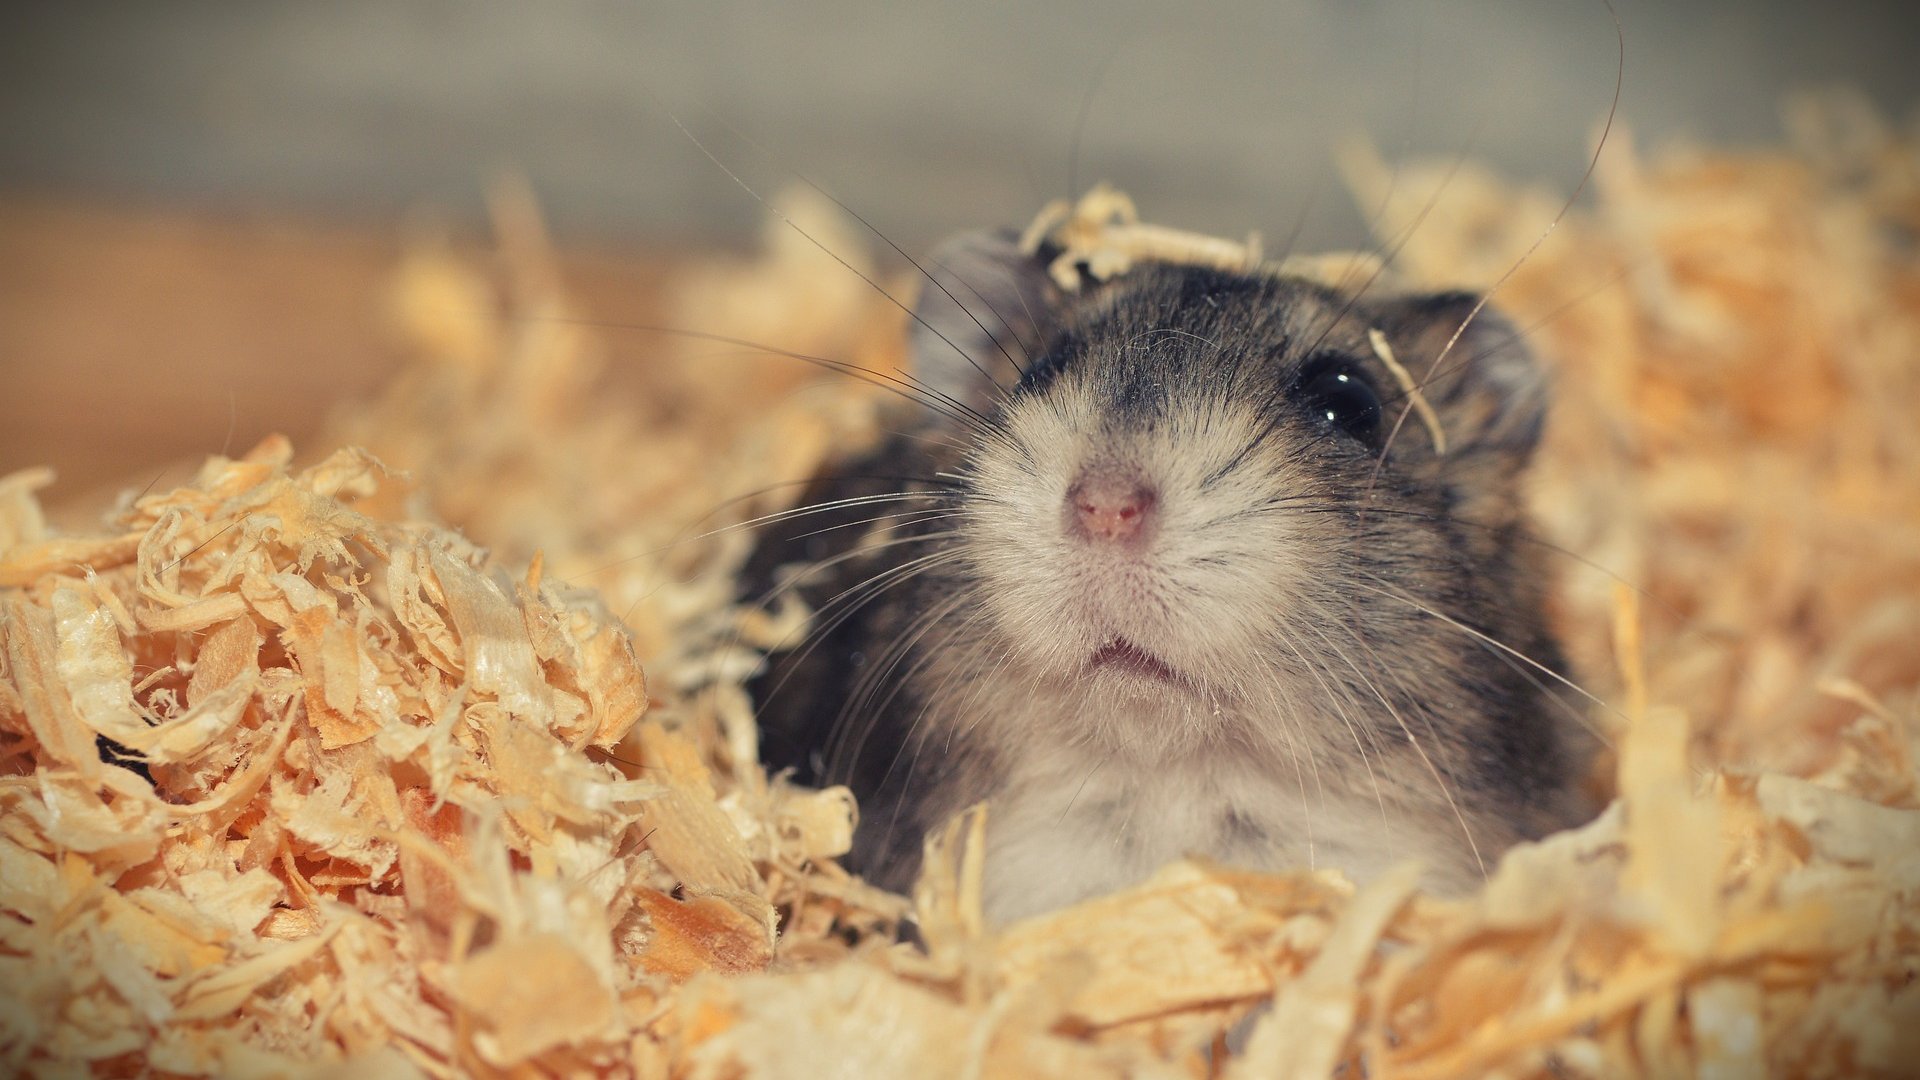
xmin=748 ymin=224 xmax=1598 ymax=925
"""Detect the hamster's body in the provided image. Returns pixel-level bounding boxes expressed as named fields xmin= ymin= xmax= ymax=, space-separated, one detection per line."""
xmin=750 ymin=228 xmax=1596 ymax=924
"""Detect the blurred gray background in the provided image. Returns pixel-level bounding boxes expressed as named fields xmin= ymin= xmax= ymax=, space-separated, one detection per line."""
xmin=4 ymin=0 xmax=1917 ymax=254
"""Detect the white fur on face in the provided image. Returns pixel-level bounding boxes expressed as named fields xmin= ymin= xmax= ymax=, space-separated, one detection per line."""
xmin=956 ymin=361 xmax=1345 ymax=758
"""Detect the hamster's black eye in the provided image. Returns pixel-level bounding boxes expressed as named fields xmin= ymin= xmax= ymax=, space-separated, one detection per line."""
xmin=1296 ymin=361 xmax=1383 ymax=445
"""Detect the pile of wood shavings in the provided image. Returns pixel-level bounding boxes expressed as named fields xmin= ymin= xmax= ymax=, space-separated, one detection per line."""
xmin=4 ymin=100 xmax=1919 ymax=1077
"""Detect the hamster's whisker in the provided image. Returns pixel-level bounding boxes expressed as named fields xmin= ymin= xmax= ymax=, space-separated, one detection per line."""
xmin=943 ymin=625 xmax=1026 ymax=753
xmin=836 ymin=591 xmax=980 ymax=791
xmin=1277 ymin=503 xmax=1664 ymax=622
xmin=731 ymin=489 xmax=959 ymax=534
xmin=1290 ymin=134 xmax=1490 ymax=377
xmin=753 ymin=547 xmax=966 ymax=708
xmin=861 ymin=607 xmax=1028 ymax=859
xmin=495 ymin=314 xmax=997 ymax=435
xmin=830 ymin=605 xmax=960 ymax=785
xmin=1350 ymin=574 xmax=1622 ymax=735
xmin=767 ymin=178 xmax=1036 ymax=388
xmin=666 ymin=109 xmax=1022 ymax=411
xmin=1310 ymin=614 xmax=1488 ymax=881
xmin=869 ymin=606 xmax=1008 ymax=843
xmin=889 ymin=427 xmax=981 ymax=459
xmin=1378 ymin=256 xmax=1644 ymax=408
xmin=1203 ymin=493 xmax=1327 ymax=525
xmin=775 ymin=507 xmax=966 ymax=548
xmin=933 ymin=261 xmax=1041 ymax=373
xmin=788 ymin=543 xmax=966 ymax=634
xmin=581 ymin=489 xmax=954 ymax=590
xmin=1269 ymin=623 xmax=1393 ymax=845
xmin=732 ymin=533 xmax=965 ymax=705
xmin=1260 ymin=670 xmax=1326 ymax=869
xmin=1344 ymin=571 xmax=1617 ymax=752
xmin=1277 ymin=683 xmax=1321 ymax=868
xmin=744 ymin=525 xmax=963 ymax=617
xmin=1108 ymin=782 xmax=1142 ymax=855
xmin=1367 ymin=0 xmax=1624 ymax=483
xmin=771 ymin=559 xmax=968 ymax=787
xmin=673 ymin=105 xmax=1041 ymax=386
xmin=1124 ymin=327 xmax=1222 ymax=353
xmin=1474 ymin=632 xmax=1611 ymax=746
xmin=1236 ymin=656 xmax=1329 ymax=866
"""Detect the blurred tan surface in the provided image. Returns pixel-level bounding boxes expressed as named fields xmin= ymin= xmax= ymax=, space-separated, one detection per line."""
xmin=0 ymin=198 xmax=673 ymax=508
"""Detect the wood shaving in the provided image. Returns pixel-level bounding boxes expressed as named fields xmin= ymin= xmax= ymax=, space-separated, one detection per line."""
xmin=1020 ymin=182 xmax=1265 ymax=291
xmin=1366 ymin=327 xmax=1449 ymax=455
xmin=4 ymin=93 xmax=1919 ymax=1077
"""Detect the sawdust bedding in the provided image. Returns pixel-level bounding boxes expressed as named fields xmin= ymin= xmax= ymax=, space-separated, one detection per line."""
xmin=2 ymin=93 xmax=1918 ymax=1078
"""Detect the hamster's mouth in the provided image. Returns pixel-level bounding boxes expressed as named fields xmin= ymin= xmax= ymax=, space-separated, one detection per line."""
xmin=1087 ymin=637 xmax=1183 ymax=686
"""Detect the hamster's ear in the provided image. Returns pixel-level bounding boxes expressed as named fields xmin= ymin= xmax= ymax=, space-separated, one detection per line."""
xmin=1365 ymin=292 xmax=1549 ymax=458
xmin=910 ymin=229 xmax=1063 ymax=419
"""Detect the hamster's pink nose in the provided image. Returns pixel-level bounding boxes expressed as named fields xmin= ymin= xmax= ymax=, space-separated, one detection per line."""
xmin=1067 ymin=472 xmax=1157 ymax=545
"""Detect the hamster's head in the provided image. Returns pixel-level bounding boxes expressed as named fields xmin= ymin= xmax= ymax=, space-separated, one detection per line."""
xmin=906 ymin=230 xmax=1563 ymax=771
